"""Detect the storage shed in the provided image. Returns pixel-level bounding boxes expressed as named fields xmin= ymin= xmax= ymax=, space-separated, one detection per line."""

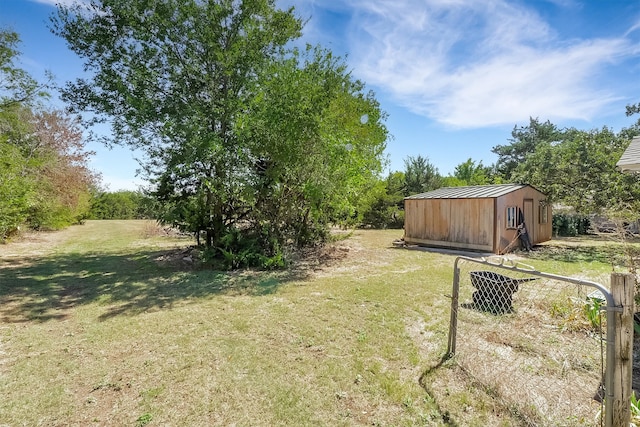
xmin=404 ymin=184 xmax=552 ymax=254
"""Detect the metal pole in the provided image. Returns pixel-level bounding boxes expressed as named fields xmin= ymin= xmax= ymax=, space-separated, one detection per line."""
xmin=447 ymin=260 xmax=461 ymax=356
xmin=604 ymin=302 xmax=616 ymax=427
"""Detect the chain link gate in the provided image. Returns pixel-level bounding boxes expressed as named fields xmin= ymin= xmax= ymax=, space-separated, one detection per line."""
xmin=447 ymin=256 xmax=616 ymax=427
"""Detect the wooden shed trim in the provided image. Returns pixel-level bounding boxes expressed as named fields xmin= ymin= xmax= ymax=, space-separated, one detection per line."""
xmin=403 ymin=237 xmax=493 ymax=252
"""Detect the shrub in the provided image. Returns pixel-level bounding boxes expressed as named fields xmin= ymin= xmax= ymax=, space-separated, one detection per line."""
xmin=199 ymin=226 xmax=286 ymax=270
xmin=552 ymin=213 xmax=591 ymax=236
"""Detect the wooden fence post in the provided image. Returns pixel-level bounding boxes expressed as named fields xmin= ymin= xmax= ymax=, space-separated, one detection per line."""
xmin=611 ymin=273 xmax=635 ymax=427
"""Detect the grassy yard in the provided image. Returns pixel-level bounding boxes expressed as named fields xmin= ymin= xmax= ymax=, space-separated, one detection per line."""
xmin=0 ymin=221 xmax=631 ymax=426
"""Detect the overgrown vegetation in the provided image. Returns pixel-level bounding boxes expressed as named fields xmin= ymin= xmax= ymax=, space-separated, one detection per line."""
xmin=0 ymin=29 xmax=98 ymax=240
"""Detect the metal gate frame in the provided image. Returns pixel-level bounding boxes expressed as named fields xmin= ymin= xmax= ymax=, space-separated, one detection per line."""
xmin=447 ymin=256 xmax=617 ymax=427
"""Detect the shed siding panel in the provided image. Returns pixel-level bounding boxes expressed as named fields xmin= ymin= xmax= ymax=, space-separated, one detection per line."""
xmin=405 ymin=198 xmax=494 ymax=251
xmin=433 ymin=199 xmax=450 ymax=241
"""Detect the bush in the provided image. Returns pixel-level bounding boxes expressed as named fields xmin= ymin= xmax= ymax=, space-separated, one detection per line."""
xmin=552 ymin=213 xmax=591 ymax=236
xmin=199 ymin=226 xmax=286 ymax=271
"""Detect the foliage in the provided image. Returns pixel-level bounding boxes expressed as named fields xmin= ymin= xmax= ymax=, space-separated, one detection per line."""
xmin=27 ymin=110 xmax=98 ymax=229
xmin=439 ymin=176 xmax=466 ymax=187
xmin=237 ymin=45 xmax=388 ymax=245
xmin=498 ymin=119 xmax=640 ymax=214
xmin=135 ymin=413 xmax=153 ymax=427
xmin=452 ymin=158 xmax=493 ymax=185
xmin=552 ymin=213 xmax=591 ymax=236
xmin=403 ymin=155 xmax=441 ymax=196
xmin=359 ymin=172 xmax=405 ymax=229
xmin=0 ymin=29 xmax=50 ymax=110
xmin=89 ymin=191 xmax=158 ymax=220
xmin=0 ymin=108 xmax=36 ymax=239
xmin=52 ymin=1 xmax=388 ymax=266
xmin=0 ymin=29 xmax=97 ymax=239
xmin=631 ymin=392 xmax=640 ymax=424
xmin=583 ymin=295 xmax=604 ymax=330
xmin=199 ymin=226 xmax=286 ymax=270
xmin=492 ymin=117 xmax=563 ymax=180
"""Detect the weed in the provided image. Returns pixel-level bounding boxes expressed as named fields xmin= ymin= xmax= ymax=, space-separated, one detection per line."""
xmin=632 ymin=392 xmax=640 ymax=423
xmin=135 ymin=413 xmax=153 ymax=427
xmin=584 ymin=295 xmax=604 ymax=329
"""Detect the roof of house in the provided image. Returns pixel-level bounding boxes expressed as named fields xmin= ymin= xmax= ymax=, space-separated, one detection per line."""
xmin=405 ymin=183 xmax=531 ymax=200
xmin=617 ymin=136 xmax=640 ymax=172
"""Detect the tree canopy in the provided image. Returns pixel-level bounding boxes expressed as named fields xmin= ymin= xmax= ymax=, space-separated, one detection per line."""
xmin=492 ymin=118 xmax=563 ymax=180
xmin=0 ymin=28 xmax=97 ymax=240
xmin=52 ymin=0 xmax=388 ymax=267
xmin=510 ymin=125 xmax=640 ymax=214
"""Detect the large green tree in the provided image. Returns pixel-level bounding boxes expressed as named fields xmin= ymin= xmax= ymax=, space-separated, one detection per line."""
xmin=53 ymin=0 xmax=303 ymax=249
xmin=238 ymin=46 xmax=387 ymax=243
xmin=452 ymin=158 xmax=496 ymax=186
xmin=52 ymin=1 xmax=388 ymax=263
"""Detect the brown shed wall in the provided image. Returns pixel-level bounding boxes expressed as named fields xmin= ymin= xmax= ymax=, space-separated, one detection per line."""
xmin=404 ymin=198 xmax=495 ymax=252
xmin=494 ymin=187 xmax=552 ymax=253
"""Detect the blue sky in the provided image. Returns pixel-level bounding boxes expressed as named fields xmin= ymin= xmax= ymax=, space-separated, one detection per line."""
xmin=2 ymin=0 xmax=640 ymax=190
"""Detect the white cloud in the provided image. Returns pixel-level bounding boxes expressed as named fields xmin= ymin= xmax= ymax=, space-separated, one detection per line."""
xmin=342 ymin=0 xmax=637 ymax=128
xmin=29 ymin=0 xmax=84 ymax=6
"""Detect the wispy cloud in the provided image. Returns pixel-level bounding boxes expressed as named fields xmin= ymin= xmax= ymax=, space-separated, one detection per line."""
xmin=29 ymin=0 xmax=84 ymax=7
xmin=299 ymin=0 xmax=638 ymax=128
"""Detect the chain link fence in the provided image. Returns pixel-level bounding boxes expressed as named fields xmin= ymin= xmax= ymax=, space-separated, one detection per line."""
xmin=447 ymin=256 xmax=613 ymax=426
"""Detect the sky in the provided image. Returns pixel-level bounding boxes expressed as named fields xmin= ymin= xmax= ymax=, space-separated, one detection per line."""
xmin=1 ymin=0 xmax=640 ymax=190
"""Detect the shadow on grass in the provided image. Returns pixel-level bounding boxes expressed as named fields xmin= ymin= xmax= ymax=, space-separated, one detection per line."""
xmin=418 ymin=354 xmax=459 ymax=427
xmin=0 ymin=248 xmax=309 ymax=323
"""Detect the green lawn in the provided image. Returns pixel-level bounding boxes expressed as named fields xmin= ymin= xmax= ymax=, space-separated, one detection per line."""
xmin=0 ymin=221 xmax=628 ymax=426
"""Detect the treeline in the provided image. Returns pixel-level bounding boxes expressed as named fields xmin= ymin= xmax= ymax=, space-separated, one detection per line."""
xmin=88 ymin=191 xmax=158 ymax=220
xmin=0 ymin=30 xmax=98 ymax=241
xmin=362 ymin=118 xmax=640 ymax=231
xmin=357 ymin=156 xmax=498 ymax=229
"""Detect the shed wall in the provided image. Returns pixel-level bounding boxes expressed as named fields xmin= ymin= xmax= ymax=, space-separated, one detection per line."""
xmin=404 ymin=198 xmax=495 ymax=252
xmin=494 ymin=187 xmax=552 ymax=253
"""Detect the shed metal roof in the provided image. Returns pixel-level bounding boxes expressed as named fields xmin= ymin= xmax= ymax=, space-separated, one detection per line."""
xmin=617 ymin=136 xmax=640 ymax=172
xmin=405 ymin=184 xmax=530 ymax=200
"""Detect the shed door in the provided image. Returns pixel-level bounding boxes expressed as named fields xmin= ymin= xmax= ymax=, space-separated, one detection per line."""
xmin=523 ymin=199 xmax=535 ymax=243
